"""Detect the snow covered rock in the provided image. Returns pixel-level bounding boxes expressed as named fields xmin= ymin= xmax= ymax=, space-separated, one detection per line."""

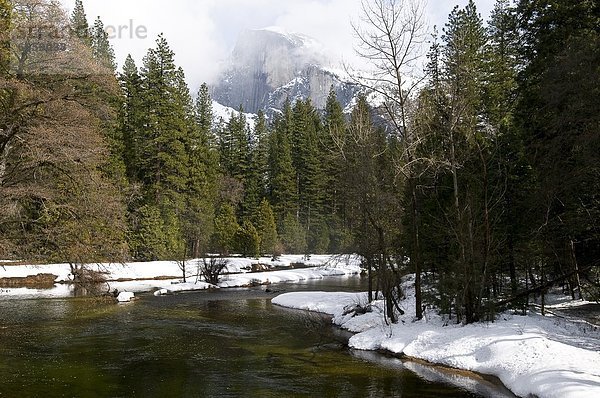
xmin=153 ymin=288 xmax=172 ymax=296
xmin=212 ymin=27 xmax=362 ymax=115
xmin=117 ymin=291 xmax=135 ymax=302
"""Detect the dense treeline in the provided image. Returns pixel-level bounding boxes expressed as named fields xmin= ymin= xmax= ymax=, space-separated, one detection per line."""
xmin=351 ymin=0 xmax=599 ymax=323
xmin=1 ymin=0 xmax=598 ymax=323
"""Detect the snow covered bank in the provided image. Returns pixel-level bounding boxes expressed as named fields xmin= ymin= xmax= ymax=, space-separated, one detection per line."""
xmin=0 ymin=255 xmax=361 ymax=299
xmin=272 ymin=280 xmax=600 ymax=398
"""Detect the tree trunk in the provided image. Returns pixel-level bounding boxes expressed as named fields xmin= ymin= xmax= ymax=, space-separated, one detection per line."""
xmin=570 ymin=239 xmax=583 ymax=300
xmin=410 ymin=178 xmax=423 ymax=320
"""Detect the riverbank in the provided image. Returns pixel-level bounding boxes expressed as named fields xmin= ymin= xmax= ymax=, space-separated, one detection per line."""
xmin=272 ymin=276 xmax=600 ymax=398
xmin=0 ymin=255 xmax=361 ymax=299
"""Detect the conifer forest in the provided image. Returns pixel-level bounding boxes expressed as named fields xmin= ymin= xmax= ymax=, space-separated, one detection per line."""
xmin=1 ymin=0 xmax=598 ymax=324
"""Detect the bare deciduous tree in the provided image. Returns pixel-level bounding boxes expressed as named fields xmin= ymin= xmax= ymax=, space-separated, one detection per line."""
xmin=351 ymin=0 xmax=428 ymax=320
xmin=1 ymin=0 xmax=127 ymax=266
xmin=196 ymin=256 xmax=229 ymax=285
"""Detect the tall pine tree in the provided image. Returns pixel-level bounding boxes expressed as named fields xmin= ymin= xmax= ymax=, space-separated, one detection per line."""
xmin=69 ymin=0 xmax=91 ymax=47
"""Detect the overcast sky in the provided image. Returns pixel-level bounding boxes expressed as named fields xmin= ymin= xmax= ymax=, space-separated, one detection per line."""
xmin=58 ymin=0 xmax=495 ymax=91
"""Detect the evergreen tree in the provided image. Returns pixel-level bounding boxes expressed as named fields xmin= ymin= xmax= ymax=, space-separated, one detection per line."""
xmin=291 ymin=99 xmax=327 ymax=251
xmin=219 ymin=107 xmax=250 ymax=181
xmin=252 ymin=110 xmax=270 ymax=198
xmin=91 ymin=17 xmax=116 ymax=71
xmin=139 ymin=34 xmax=190 ymax=208
xmin=194 ymin=83 xmax=214 ymax=147
xmin=118 ymin=55 xmax=144 ymax=181
xmin=322 ymin=87 xmax=347 ymax=216
xmin=69 ymin=0 xmax=91 ymax=46
xmin=254 ymin=199 xmax=279 ymax=255
xmin=268 ymin=103 xmax=297 ymax=223
xmin=184 ymin=84 xmax=219 ymax=258
xmin=213 ymin=203 xmax=239 ymax=255
xmin=484 ymin=0 xmax=518 ymax=127
xmin=129 ymin=205 xmax=167 ymax=261
xmin=235 ymin=220 xmax=260 ymax=258
xmin=440 ymin=0 xmax=501 ymax=323
xmin=280 ymin=213 xmax=307 ymax=254
xmin=515 ymin=0 xmax=600 ymax=297
xmin=322 ymin=88 xmax=349 ymax=252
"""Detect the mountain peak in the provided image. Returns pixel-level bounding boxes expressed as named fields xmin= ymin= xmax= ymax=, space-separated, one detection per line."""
xmin=212 ymin=28 xmax=361 ymax=114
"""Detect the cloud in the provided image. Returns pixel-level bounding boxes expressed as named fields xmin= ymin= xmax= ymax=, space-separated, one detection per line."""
xmin=58 ymin=0 xmax=496 ymax=91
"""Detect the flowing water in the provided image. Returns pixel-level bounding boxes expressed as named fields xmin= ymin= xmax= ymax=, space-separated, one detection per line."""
xmin=0 ymin=277 xmax=515 ymax=397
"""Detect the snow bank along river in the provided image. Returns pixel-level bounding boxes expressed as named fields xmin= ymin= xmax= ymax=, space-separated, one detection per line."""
xmin=273 ymin=276 xmax=600 ymax=398
xmin=0 ymin=255 xmax=360 ymax=299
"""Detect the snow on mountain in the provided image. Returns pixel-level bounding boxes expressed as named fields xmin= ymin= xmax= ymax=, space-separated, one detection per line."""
xmin=212 ymin=27 xmax=364 ymax=115
xmin=211 ymin=100 xmax=257 ymax=130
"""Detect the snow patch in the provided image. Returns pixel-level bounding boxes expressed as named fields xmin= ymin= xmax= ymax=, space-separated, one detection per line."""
xmin=0 ymin=255 xmax=362 ymax=299
xmin=117 ymin=291 xmax=135 ymax=303
xmin=273 ymin=279 xmax=600 ymax=398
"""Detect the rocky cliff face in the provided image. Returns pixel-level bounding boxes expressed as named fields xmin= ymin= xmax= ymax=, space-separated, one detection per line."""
xmin=212 ymin=27 xmax=362 ymax=114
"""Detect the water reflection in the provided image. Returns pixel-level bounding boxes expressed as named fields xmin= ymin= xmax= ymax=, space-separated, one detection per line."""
xmin=0 ymin=279 xmax=512 ymax=397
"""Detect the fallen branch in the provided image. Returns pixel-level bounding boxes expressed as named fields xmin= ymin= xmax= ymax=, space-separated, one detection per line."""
xmin=495 ymin=264 xmax=597 ymax=307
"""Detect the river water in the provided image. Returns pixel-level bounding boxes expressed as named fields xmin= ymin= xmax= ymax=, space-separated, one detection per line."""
xmin=0 ymin=276 xmax=515 ymax=397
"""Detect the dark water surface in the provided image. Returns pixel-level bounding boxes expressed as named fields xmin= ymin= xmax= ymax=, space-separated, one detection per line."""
xmin=0 ymin=277 xmax=514 ymax=397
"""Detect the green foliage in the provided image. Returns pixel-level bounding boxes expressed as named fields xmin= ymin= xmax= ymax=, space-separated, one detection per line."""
xmin=235 ymin=220 xmax=260 ymax=258
xmin=91 ymin=17 xmax=116 ymax=71
xmin=308 ymin=221 xmax=330 ymax=255
xmin=69 ymin=0 xmax=91 ymax=46
xmin=254 ymin=199 xmax=279 ymax=255
xmin=514 ymin=0 xmax=600 ymax=287
xmin=280 ymin=213 xmax=307 ymax=254
xmin=291 ymin=99 xmax=326 ymax=240
xmin=194 ymin=83 xmax=213 ymax=146
xmin=213 ymin=203 xmax=239 ymax=255
xmin=118 ymin=55 xmax=144 ymax=181
xmin=268 ymin=102 xmax=298 ymax=221
xmin=129 ymin=205 xmax=167 ymax=261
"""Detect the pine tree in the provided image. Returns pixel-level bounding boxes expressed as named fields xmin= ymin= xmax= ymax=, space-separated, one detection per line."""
xmin=268 ymin=103 xmax=297 ymax=224
xmin=91 ymin=17 xmax=116 ymax=71
xmin=280 ymin=213 xmax=306 ymax=254
xmin=441 ymin=0 xmax=498 ymax=323
xmin=69 ymin=0 xmax=91 ymax=47
xmin=184 ymin=84 xmax=219 ymax=258
xmin=213 ymin=203 xmax=239 ymax=255
xmin=322 ymin=87 xmax=346 ymax=214
xmin=129 ymin=205 xmax=167 ymax=261
xmin=443 ymin=0 xmax=487 ymax=136
xmin=254 ymin=198 xmax=279 ymax=255
xmin=514 ymin=0 xmax=600 ymax=298
xmin=118 ymin=55 xmax=143 ymax=181
xmin=322 ymin=88 xmax=349 ymax=252
xmin=484 ymin=0 xmax=518 ymax=127
xmin=235 ymin=220 xmax=260 ymax=258
xmin=291 ymin=99 xmax=327 ymax=250
xmin=252 ymin=110 xmax=270 ymax=198
xmin=194 ymin=83 xmax=214 ymax=147
xmin=139 ymin=34 xmax=190 ymax=208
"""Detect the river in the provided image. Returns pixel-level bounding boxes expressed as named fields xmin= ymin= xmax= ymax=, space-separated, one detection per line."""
xmin=0 ymin=276 xmax=515 ymax=397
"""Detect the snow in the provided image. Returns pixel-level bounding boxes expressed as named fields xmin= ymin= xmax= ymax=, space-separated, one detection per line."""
xmin=211 ymin=100 xmax=257 ymax=129
xmin=257 ymin=26 xmax=323 ymax=51
xmin=0 ymin=255 xmax=361 ymax=299
xmin=116 ymin=291 xmax=135 ymax=303
xmin=272 ymin=277 xmax=600 ymax=398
